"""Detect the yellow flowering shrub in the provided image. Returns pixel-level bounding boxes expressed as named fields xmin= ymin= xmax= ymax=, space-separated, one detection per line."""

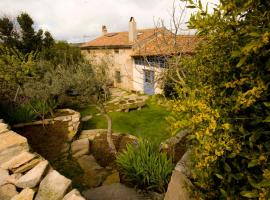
xmin=167 ymin=0 xmax=270 ymax=199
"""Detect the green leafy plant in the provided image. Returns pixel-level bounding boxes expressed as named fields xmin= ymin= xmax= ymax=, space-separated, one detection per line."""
xmin=116 ymin=139 xmax=174 ymax=193
xmin=168 ymin=0 xmax=270 ymax=199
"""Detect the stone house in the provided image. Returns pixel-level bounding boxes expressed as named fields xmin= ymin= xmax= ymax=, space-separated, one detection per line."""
xmin=80 ymin=17 xmax=198 ymax=95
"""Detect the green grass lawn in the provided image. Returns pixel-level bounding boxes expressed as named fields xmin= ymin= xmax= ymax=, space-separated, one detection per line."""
xmin=79 ymin=99 xmax=171 ymax=142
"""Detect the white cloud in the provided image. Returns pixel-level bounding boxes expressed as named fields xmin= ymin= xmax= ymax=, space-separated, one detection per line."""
xmin=0 ymin=0 xmax=219 ymax=43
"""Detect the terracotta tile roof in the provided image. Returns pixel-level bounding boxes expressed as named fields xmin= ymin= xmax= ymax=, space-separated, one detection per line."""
xmin=80 ymin=28 xmax=164 ymax=48
xmin=132 ymin=34 xmax=200 ymax=56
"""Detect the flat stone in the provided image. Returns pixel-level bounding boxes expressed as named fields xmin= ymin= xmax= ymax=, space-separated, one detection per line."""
xmin=79 ymin=129 xmax=107 ymax=141
xmin=81 ymin=116 xmax=92 ymax=122
xmin=77 ymin=155 xmax=109 ymax=188
xmin=71 ymin=139 xmax=89 ymax=158
xmin=13 ymin=158 xmax=43 ymax=174
xmin=16 ymin=160 xmax=49 ymax=188
xmin=11 ymin=188 xmax=35 ymax=200
xmin=35 ymin=170 xmax=71 ymax=200
xmin=63 ymin=189 xmax=85 ymax=200
xmin=0 ymin=168 xmax=9 ymax=186
xmin=0 ymin=184 xmax=18 ymax=200
xmin=0 ymin=131 xmax=29 ymax=164
xmin=175 ymin=150 xmax=192 ymax=178
xmin=102 ymin=170 xmax=120 ymax=186
xmin=1 ymin=152 xmax=36 ymax=170
xmin=164 ymin=170 xmax=193 ymax=200
xmin=6 ymin=173 xmax=22 ymax=185
xmin=82 ymin=183 xmax=146 ymax=200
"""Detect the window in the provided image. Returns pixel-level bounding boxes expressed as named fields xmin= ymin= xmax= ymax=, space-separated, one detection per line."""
xmin=114 ymin=49 xmax=119 ymax=54
xmin=115 ymin=71 xmax=121 ymax=83
xmin=134 ymin=56 xmax=166 ymax=68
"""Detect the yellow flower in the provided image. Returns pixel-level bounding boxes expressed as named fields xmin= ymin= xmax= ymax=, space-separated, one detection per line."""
xmin=222 ymin=123 xmax=230 ymax=130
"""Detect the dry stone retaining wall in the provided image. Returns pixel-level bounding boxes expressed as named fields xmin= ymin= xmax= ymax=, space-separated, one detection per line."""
xmin=0 ymin=119 xmax=85 ymax=200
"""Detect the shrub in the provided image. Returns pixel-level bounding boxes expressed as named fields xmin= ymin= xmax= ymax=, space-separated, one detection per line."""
xmin=116 ymin=139 xmax=174 ymax=193
xmin=168 ymin=0 xmax=270 ymax=199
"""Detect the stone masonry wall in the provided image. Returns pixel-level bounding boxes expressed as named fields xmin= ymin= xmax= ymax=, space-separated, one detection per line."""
xmin=0 ymin=119 xmax=85 ymax=200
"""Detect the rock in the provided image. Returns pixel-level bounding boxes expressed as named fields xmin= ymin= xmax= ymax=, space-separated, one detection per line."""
xmin=102 ymin=170 xmax=120 ymax=186
xmin=160 ymin=129 xmax=190 ymax=163
xmin=77 ymin=155 xmax=109 ymax=188
xmin=91 ymin=132 xmax=124 ymax=167
xmin=35 ymin=170 xmax=72 ymax=200
xmin=71 ymin=139 xmax=89 ymax=158
xmin=79 ymin=129 xmax=107 ymax=141
xmin=175 ymin=150 xmax=192 ymax=178
xmin=82 ymin=183 xmax=146 ymax=200
xmin=81 ymin=116 xmax=92 ymax=122
xmin=13 ymin=158 xmax=43 ymax=174
xmin=0 ymin=131 xmax=29 ymax=164
xmin=11 ymin=188 xmax=35 ymax=200
xmin=164 ymin=170 xmax=193 ymax=200
xmin=1 ymin=152 xmax=36 ymax=170
xmin=148 ymin=191 xmax=165 ymax=200
xmin=0 ymin=123 xmax=9 ymax=134
xmin=0 ymin=168 xmax=9 ymax=186
xmin=15 ymin=160 xmax=48 ymax=188
xmin=118 ymin=135 xmax=137 ymax=153
xmin=63 ymin=189 xmax=85 ymax=200
xmin=0 ymin=184 xmax=18 ymax=200
xmin=6 ymin=173 xmax=22 ymax=185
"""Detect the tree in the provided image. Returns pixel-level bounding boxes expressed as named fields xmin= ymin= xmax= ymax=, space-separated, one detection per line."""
xmin=168 ymin=0 xmax=270 ymax=199
xmin=0 ymin=13 xmax=54 ymax=54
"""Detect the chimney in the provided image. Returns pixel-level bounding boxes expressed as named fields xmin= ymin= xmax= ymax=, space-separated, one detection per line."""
xmin=129 ymin=17 xmax=137 ymax=43
xmin=102 ymin=25 xmax=107 ymax=35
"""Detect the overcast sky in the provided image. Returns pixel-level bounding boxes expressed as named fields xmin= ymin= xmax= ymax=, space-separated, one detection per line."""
xmin=0 ymin=0 xmax=219 ymax=43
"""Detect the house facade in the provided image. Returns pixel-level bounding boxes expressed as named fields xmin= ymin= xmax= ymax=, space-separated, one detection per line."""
xmin=80 ymin=17 xmax=198 ymax=95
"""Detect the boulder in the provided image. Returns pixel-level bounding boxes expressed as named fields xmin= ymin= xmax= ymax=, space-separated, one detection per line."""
xmin=35 ymin=170 xmax=71 ymax=200
xmin=0 ymin=131 xmax=29 ymax=163
xmin=164 ymin=170 xmax=193 ymax=200
xmin=71 ymin=139 xmax=89 ymax=158
xmin=11 ymin=188 xmax=35 ymax=200
xmin=160 ymin=129 xmax=189 ymax=163
xmin=118 ymin=135 xmax=137 ymax=153
xmin=175 ymin=150 xmax=192 ymax=178
xmin=102 ymin=170 xmax=120 ymax=186
xmin=1 ymin=152 xmax=36 ymax=170
xmin=82 ymin=183 xmax=146 ymax=200
xmin=91 ymin=132 xmax=124 ymax=167
xmin=0 ymin=184 xmax=18 ymax=200
xmin=0 ymin=168 xmax=9 ymax=186
xmin=16 ymin=160 xmax=48 ymax=188
xmin=63 ymin=189 xmax=85 ymax=200
xmin=76 ymin=155 xmax=109 ymax=188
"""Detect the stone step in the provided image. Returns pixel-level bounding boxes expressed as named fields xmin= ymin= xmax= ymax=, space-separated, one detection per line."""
xmin=35 ymin=170 xmax=72 ymax=200
xmin=0 ymin=131 xmax=29 ymax=163
xmin=1 ymin=152 xmax=36 ymax=170
xmin=15 ymin=160 xmax=49 ymax=188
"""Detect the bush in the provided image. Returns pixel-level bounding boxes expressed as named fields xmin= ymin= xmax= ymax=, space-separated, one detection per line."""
xmin=116 ymin=139 xmax=173 ymax=193
xmin=168 ymin=0 xmax=270 ymax=199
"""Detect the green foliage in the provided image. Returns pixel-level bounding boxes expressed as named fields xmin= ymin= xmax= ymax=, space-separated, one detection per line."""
xmin=4 ymin=103 xmax=37 ymax=125
xmin=116 ymin=139 xmax=174 ymax=193
xmin=0 ymin=12 xmax=54 ymax=54
xmin=168 ymin=0 xmax=270 ymax=199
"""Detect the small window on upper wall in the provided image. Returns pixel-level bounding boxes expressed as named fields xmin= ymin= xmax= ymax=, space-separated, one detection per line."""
xmin=114 ymin=49 xmax=119 ymax=54
xmin=115 ymin=71 xmax=121 ymax=83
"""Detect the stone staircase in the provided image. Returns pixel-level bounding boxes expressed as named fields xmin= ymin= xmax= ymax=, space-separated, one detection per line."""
xmin=0 ymin=120 xmax=85 ymax=200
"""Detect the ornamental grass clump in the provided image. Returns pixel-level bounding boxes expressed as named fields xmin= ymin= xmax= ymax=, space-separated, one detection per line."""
xmin=116 ymin=139 xmax=174 ymax=193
